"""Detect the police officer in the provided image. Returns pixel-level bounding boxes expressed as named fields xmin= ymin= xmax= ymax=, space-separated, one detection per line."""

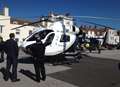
xmin=28 ymin=36 xmax=46 ymax=82
xmin=96 ymin=40 xmax=101 ymax=54
xmin=4 ymin=33 xmax=20 ymax=82
xmin=0 ymin=36 xmax=4 ymax=62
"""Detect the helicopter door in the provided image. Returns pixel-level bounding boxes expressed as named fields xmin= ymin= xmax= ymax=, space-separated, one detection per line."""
xmin=45 ymin=33 xmax=71 ymax=55
xmin=44 ymin=32 xmax=76 ymax=56
xmin=59 ymin=34 xmax=70 ymax=51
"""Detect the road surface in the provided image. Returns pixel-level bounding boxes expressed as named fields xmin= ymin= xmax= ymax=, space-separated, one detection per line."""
xmin=0 ymin=49 xmax=120 ymax=87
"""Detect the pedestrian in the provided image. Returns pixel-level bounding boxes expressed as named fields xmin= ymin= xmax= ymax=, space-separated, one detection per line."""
xmin=89 ymin=38 xmax=94 ymax=53
xmin=27 ymin=35 xmax=46 ymax=82
xmin=0 ymin=36 xmax=4 ymax=62
xmin=4 ymin=33 xmax=20 ymax=82
xmin=96 ymin=40 xmax=101 ymax=54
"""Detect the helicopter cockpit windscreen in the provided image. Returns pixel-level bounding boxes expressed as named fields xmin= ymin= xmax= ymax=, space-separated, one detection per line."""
xmin=27 ymin=30 xmax=53 ymax=41
xmin=44 ymin=33 xmax=55 ymax=46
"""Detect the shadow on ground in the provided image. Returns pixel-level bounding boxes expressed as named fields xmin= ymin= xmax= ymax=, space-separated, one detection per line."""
xmin=0 ymin=67 xmax=6 ymax=80
xmin=48 ymin=57 xmax=120 ymax=87
xmin=18 ymin=56 xmax=81 ymax=65
xmin=18 ymin=57 xmax=34 ymax=64
xmin=19 ymin=69 xmax=38 ymax=82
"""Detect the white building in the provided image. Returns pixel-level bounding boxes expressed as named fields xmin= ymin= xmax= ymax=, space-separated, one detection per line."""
xmin=106 ymin=29 xmax=119 ymax=45
xmin=0 ymin=7 xmax=11 ymax=40
xmin=80 ymin=25 xmax=120 ymax=45
xmin=0 ymin=7 xmax=35 ymax=45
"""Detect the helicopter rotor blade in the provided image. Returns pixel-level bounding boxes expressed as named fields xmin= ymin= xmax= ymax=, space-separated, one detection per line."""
xmin=78 ymin=20 xmax=114 ymax=29
xmin=11 ymin=19 xmax=49 ymax=30
xmin=72 ymin=15 xmax=120 ymax=29
xmin=72 ymin=16 xmax=120 ymax=21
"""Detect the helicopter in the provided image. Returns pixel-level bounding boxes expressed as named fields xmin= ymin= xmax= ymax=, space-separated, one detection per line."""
xmin=11 ymin=14 xmax=80 ymax=57
xmin=9 ymin=14 xmax=120 ymax=57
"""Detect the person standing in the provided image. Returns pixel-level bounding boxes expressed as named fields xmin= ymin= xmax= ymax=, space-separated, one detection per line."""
xmin=0 ymin=36 xmax=4 ymax=62
xmin=4 ymin=33 xmax=20 ymax=82
xmin=28 ymin=36 xmax=46 ymax=82
xmin=96 ymin=40 xmax=101 ymax=54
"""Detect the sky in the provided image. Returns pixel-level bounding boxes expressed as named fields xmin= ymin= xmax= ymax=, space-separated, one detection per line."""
xmin=0 ymin=0 xmax=120 ymax=29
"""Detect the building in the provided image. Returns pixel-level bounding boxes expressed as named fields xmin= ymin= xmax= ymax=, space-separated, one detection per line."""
xmin=0 ymin=6 xmax=10 ymax=40
xmin=0 ymin=7 xmax=35 ymax=45
xmin=80 ymin=25 xmax=107 ymax=38
xmin=80 ymin=25 xmax=120 ymax=45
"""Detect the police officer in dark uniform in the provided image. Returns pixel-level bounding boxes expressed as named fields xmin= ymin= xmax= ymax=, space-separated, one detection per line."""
xmin=0 ymin=36 xmax=4 ymax=62
xmin=4 ymin=33 xmax=20 ymax=82
xmin=96 ymin=40 xmax=101 ymax=54
xmin=28 ymin=36 xmax=46 ymax=82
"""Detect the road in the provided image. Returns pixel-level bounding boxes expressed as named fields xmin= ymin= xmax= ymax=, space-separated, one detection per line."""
xmin=0 ymin=49 xmax=120 ymax=87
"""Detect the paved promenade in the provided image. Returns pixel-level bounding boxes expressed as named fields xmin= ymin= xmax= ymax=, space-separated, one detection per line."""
xmin=0 ymin=51 xmax=78 ymax=87
xmin=86 ymin=49 xmax=120 ymax=61
xmin=0 ymin=50 xmax=120 ymax=87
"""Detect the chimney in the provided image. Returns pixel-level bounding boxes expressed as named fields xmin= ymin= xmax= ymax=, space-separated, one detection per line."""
xmin=4 ymin=6 xmax=9 ymax=16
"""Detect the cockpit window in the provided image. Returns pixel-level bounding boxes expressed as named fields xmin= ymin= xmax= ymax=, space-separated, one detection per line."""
xmin=27 ymin=30 xmax=53 ymax=41
xmin=72 ymin=26 xmax=76 ymax=32
xmin=44 ymin=33 xmax=55 ymax=46
xmin=60 ymin=34 xmax=70 ymax=42
xmin=27 ymin=35 xmax=36 ymax=41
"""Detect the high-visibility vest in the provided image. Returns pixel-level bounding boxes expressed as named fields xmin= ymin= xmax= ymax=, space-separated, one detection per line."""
xmin=86 ymin=43 xmax=90 ymax=48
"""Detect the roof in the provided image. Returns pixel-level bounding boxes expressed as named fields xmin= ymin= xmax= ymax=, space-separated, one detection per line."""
xmin=10 ymin=18 xmax=32 ymax=25
xmin=80 ymin=25 xmax=108 ymax=36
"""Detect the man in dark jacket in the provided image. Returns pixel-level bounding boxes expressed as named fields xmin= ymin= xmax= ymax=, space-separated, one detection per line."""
xmin=0 ymin=36 xmax=4 ymax=62
xmin=4 ymin=33 xmax=20 ymax=82
xmin=28 ymin=36 xmax=46 ymax=82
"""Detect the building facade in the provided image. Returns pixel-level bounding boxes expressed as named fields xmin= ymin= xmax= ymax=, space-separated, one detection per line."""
xmin=80 ymin=25 xmax=120 ymax=45
xmin=0 ymin=7 xmax=35 ymax=45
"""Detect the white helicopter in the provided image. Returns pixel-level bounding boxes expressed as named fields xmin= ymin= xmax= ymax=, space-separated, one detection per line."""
xmin=11 ymin=14 xmax=119 ymax=56
xmin=12 ymin=14 xmax=80 ymax=56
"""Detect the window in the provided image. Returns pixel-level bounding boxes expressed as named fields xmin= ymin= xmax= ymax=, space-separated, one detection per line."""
xmin=36 ymin=30 xmax=53 ymax=40
xmin=16 ymin=31 xmax=20 ymax=34
xmin=60 ymin=34 xmax=70 ymax=42
xmin=0 ymin=25 xmax=4 ymax=33
xmin=27 ymin=30 xmax=53 ymax=41
xmin=16 ymin=29 xmax=20 ymax=34
xmin=27 ymin=34 xmax=36 ymax=41
xmin=13 ymin=21 xmax=18 ymax=24
xmin=72 ymin=26 xmax=75 ymax=32
xmin=44 ymin=33 xmax=55 ymax=46
xmin=29 ymin=30 xmax=32 ymax=35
